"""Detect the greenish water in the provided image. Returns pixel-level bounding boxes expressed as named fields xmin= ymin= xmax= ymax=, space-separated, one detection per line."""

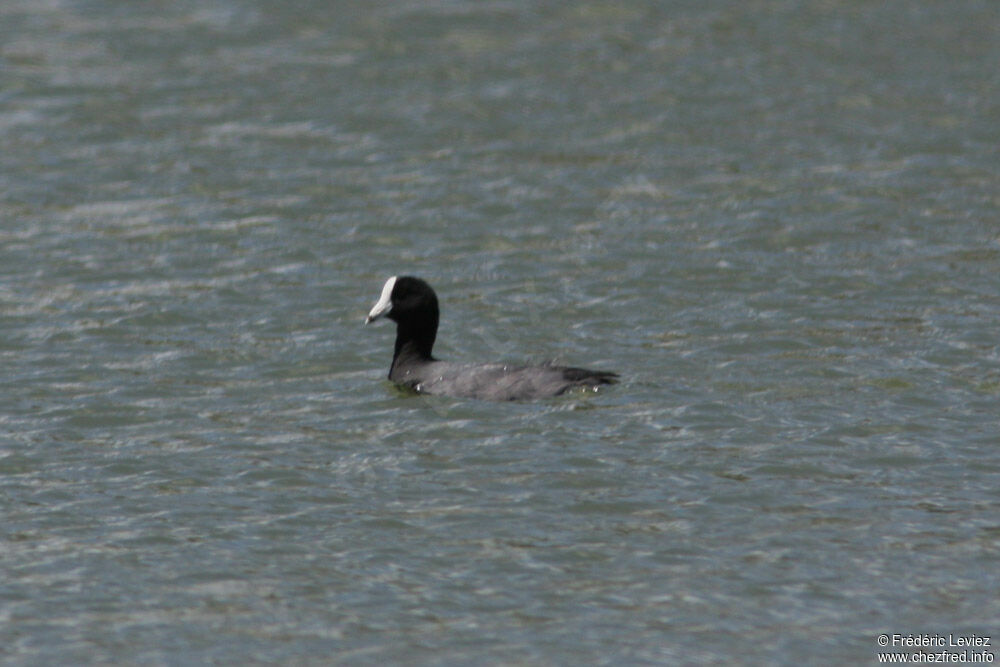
xmin=2 ymin=1 xmax=998 ymax=664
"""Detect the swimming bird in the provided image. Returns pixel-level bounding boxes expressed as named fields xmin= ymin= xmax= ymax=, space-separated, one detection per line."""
xmin=365 ymin=276 xmax=618 ymax=401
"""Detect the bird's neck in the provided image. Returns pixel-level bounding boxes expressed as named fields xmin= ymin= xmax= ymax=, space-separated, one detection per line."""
xmin=391 ymin=320 xmax=437 ymax=368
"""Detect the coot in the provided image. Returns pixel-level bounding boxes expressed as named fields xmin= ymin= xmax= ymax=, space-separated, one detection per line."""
xmin=365 ymin=276 xmax=618 ymax=401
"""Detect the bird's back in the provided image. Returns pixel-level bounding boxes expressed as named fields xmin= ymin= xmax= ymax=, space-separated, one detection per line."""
xmin=391 ymin=360 xmax=618 ymax=401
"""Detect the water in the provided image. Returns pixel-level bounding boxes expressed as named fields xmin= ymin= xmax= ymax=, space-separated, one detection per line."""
xmin=2 ymin=0 xmax=999 ymax=664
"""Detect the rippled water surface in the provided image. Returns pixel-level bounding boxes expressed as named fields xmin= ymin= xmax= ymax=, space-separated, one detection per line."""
xmin=2 ymin=1 xmax=999 ymax=664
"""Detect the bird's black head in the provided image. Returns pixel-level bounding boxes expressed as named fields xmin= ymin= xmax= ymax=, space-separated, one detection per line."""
xmin=365 ymin=276 xmax=438 ymax=325
xmin=366 ymin=275 xmax=440 ymax=362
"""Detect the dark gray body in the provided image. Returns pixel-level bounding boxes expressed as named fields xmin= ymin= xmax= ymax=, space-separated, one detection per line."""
xmin=390 ymin=357 xmax=617 ymax=401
